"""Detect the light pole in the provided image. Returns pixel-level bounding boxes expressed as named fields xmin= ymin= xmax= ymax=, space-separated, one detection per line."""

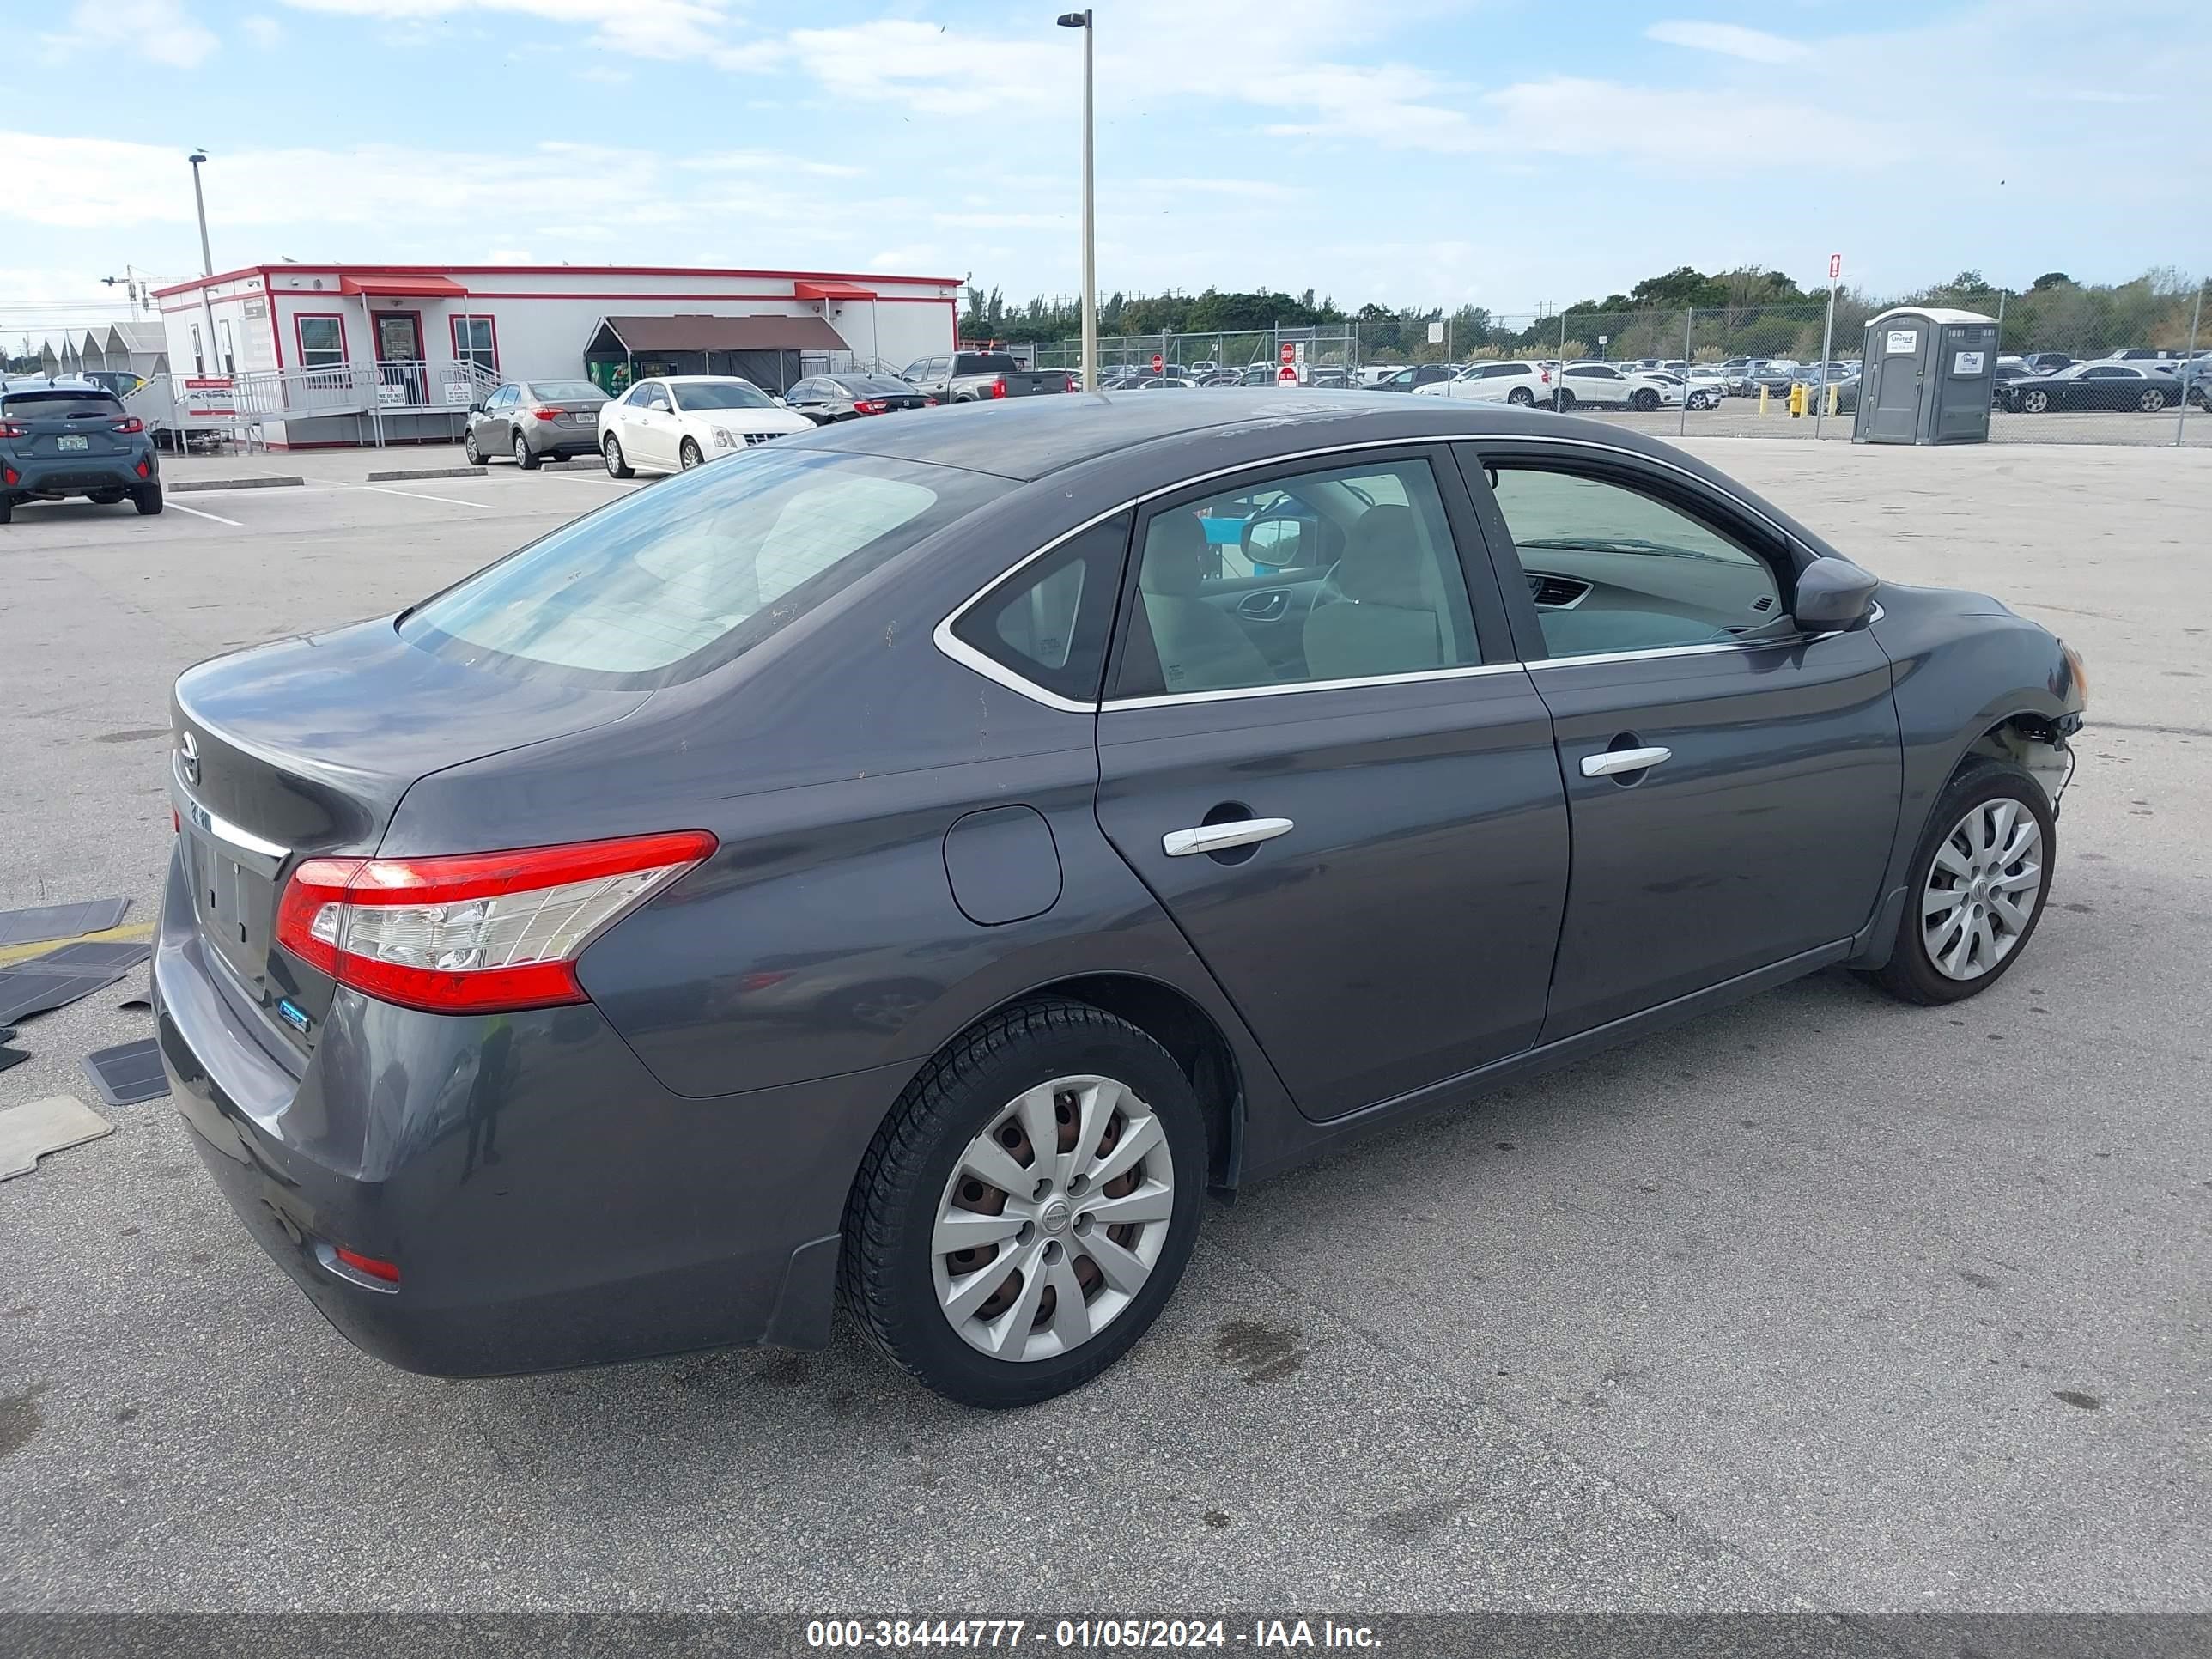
xmin=1056 ymin=10 xmax=1096 ymax=392
xmin=187 ymin=150 xmax=222 ymax=378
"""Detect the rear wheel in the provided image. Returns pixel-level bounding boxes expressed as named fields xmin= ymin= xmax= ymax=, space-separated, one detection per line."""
xmin=1631 ymin=388 xmax=1660 ymax=412
xmin=513 ymin=431 xmax=539 ymax=469
xmin=842 ymin=1000 xmax=1206 ymax=1407
xmin=678 ymin=438 xmax=703 ymax=471
xmin=131 ymin=484 xmax=163 ymax=516
xmin=1507 ymin=386 xmax=1534 ymax=406
xmin=2021 ymin=388 xmax=2051 ymax=414
xmin=1553 ymin=389 xmax=1576 ymax=411
xmin=0 ymin=495 xmax=12 ymax=525
xmin=1864 ymin=760 xmax=2054 ymax=1006
xmin=88 ymin=489 xmax=126 ymax=505
xmin=602 ymin=434 xmax=633 ymax=478
xmin=2136 ymin=387 xmax=2166 ymax=414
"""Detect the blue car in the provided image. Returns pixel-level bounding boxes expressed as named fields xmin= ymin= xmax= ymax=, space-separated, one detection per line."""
xmin=0 ymin=380 xmax=162 ymax=523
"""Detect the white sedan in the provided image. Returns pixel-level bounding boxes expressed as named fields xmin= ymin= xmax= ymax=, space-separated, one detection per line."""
xmin=1413 ymin=361 xmax=1557 ymax=404
xmin=598 ymin=375 xmax=816 ymax=477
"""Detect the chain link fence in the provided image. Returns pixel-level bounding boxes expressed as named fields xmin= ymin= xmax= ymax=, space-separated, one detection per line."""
xmin=1027 ymin=280 xmax=2209 ymax=447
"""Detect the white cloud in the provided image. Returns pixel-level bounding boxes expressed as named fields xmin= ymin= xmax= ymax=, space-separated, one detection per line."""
xmin=785 ymin=21 xmax=1064 ymax=115
xmin=42 ymin=0 xmax=219 ymax=69
xmin=1644 ymin=20 xmax=1810 ymax=64
xmin=240 ymin=13 xmax=283 ymax=48
xmin=278 ymin=0 xmax=757 ymax=64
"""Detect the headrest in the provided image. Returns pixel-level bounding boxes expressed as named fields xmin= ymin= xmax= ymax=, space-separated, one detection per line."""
xmin=1340 ymin=506 xmax=1425 ymax=607
xmin=1139 ymin=512 xmax=1210 ymax=596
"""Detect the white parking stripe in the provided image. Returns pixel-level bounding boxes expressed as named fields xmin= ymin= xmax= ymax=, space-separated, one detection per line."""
xmin=354 ymin=484 xmax=495 ymax=510
xmin=535 ymin=472 xmax=641 ymax=489
xmin=164 ymin=500 xmax=244 ymax=526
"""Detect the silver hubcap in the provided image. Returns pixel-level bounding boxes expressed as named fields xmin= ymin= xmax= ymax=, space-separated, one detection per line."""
xmin=2025 ymin=392 xmax=2047 ymax=411
xmin=681 ymin=444 xmax=699 ymax=468
xmin=932 ymin=1074 xmax=1174 ymax=1363
xmin=1923 ymin=797 xmax=2044 ymax=981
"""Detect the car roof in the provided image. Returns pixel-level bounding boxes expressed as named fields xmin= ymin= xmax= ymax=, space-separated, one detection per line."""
xmin=790 ymin=388 xmax=1758 ymax=483
xmin=659 ymin=374 xmax=763 ymax=385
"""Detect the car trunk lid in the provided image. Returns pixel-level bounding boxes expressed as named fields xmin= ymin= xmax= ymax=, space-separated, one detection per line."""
xmin=172 ymin=617 xmax=651 ymax=1056
xmin=2 ymin=395 xmax=134 ymax=459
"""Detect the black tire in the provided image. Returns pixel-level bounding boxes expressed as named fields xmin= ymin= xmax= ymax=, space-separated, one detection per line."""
xmin=463 ymin=429 xmax=481 ymax=465
xmin=0 ymin=495 xmax=12 ymax=526
xmin=1631 ymin=388 xmax=1660 ymax=412
xmin=1553 ymin=389 xmax=1575 ymax=411
xmin=2136 ymin=388 xmax=2166 ymax=414
xmin=603 ymin=434 xmax=633 ymax=478
xmin=1506 ymin=386 xmax=1534 ymax=406
xmin=514 ymin=431 xmax=539 ymax=470
xmin=1863 ymin=759 xmax=2055 ymax=1006
xmin=132 ymin=484 xmax=163 ymax=516
xmin=88 ymin=489 xmax=126 ymax=505
xmin=678 ymin=438 xmax=703 ymax=471
xmin=842 ymin=999 xmax=1208 ymax=1408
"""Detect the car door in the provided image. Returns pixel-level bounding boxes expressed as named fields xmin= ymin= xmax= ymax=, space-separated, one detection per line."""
xmin=1455 ymin=441 xmax=1903 ymax=1041
xmin=478 ymin=384 xmax=513 ymax=449
xmin=1568 ymin=366 xmax=1625 ymax=407
xmin=1094 ymin=447 xmax=1570 ymax=1121
xmin=629 ymin=380 xmax=672 ymax=469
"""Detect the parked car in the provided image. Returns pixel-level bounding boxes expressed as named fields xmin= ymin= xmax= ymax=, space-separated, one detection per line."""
xmin=1196 ymin=372 xmax=1246 ymax=387
xmin=1999 ymin=362 xmax=2203 ymax=414
xmin=464 ymin=379 xmax=608 ymax=469
xmin=1187 ymin=361 xmax=1219 ymax=376
xmin=2021 ymin=353 xmax=2075 ymax=375
xmin=154 ymin=394 xmax=2087 ymax=1407
xmin=784 ymin=373 xmax=934 ymax=423
xmin=901 ymin=351 xmax=1071 ymax=404
xmin=597 ymin=375 xmax=813 ymax=477
xmin=82 ymin=368 xmax=147 ymax=398
xmin=0 ymin=380 xmax=161 ymax=522
xmin=1553 ymin=362 xmax=1682 ymax=410
xmin=1645 ymin=371 xmax=1723 ymax=410
xmin=1136 ymin=377 xmax=1200 ymax=389
xmin=1415 ymin=360 xmax=1554 ymax=405
xmin=1368 ymin=363 xmax=1457 ymax=393
xmin=1686 ymin=365 xmax=1734 ymax=402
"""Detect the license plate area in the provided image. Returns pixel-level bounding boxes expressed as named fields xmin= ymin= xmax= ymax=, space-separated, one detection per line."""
xmin=58 ymin=434 xmax=90 ymax=451
xmin=185 ymin=826 xmax=276 ymax=992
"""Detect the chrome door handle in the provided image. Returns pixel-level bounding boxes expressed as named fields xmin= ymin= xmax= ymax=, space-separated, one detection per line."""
xmin=1581 ymin=746 xmax=1672 ymax=778
xmin=1237 ymin=591 xmax=1288 ymax=621
xmin=1163 ymin=817 xmax=1294 ymax=858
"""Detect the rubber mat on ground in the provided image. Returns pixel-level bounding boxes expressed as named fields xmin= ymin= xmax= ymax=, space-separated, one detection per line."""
xmin=83 ymin=1038 xmax=169 ymax=1107
xmin=0 ymin=940 xmax=152 ymax=1025
xmin=0 ymin=1096 xmax=114 ymax=1180
xmin=0 ymin=897 xmax=131 ymax=947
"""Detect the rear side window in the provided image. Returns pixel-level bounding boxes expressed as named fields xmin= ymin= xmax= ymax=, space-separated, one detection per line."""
xmin=956 ymin=354 xmax=1019 ymax=374
xmin=3 ymin=393 xmax=123 ymax=420
xmin=401 ymin=449 xmax=1010 ymax=690
xmin=948 ymin=513 xmax=1131 ymax=705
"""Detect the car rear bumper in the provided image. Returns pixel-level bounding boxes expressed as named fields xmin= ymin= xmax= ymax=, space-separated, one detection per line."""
xmin=6 ymin=452 xmax=156 ymax=495
xmin=524 ymin=428 xmax=601 ymax=457
xmin=151 ymin=842 xmax=907 ymax=1376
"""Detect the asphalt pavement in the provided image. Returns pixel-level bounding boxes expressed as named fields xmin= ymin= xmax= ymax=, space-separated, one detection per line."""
xmin=1 ymin=436 xmax=2206 ymax=1615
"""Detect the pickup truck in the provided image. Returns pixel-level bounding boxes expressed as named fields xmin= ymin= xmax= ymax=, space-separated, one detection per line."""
xmin=899 ymin=351 xmax=1073 ymax=404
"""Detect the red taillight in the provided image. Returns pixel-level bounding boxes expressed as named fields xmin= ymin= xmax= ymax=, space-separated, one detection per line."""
xmin=136 ymin=459 xmax=151 ymax=478
xmin=1066 ymin=376 xmax=1080 ymax=392
xmin=990 ymin=379 xmax=1008 ymax=399
xmin=531 ymin=406 xmax=561 ymax=422
xmin=274 ymin=830 xmax=716 ymax=1014
xmin=332 ymin=1246 xmax=400 ymax=1285
xmin=2 ymin=467 xmax=17 ymax=487
xmin=923 ymin=396 xmax=939 ymax=406
xmin=0 ymin=421 xmax=25 ymax=439
xmin=112 ymin=416 xmax=145 ymax=434
xmin=852 ymin=398 xmax=890 ymax=416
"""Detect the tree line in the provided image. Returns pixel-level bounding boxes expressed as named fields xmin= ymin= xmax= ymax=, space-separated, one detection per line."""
xmin=962 ymin=266 xmax=2208 ymax=365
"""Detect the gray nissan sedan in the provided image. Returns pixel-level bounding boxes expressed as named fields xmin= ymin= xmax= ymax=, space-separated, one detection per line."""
xmin=156 ymin=394 xmax=2087 ymax=1407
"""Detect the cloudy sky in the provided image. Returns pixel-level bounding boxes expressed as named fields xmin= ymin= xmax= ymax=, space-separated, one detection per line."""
xmin=7 ymin=0 xmax=2208 ymax=337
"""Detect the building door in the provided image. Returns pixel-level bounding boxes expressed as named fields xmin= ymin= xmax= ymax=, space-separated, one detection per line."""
xmin=1865 ymin=320 xmax=1923 ymax=443
xmin=374 ymin=311 xmax=426 ymax=404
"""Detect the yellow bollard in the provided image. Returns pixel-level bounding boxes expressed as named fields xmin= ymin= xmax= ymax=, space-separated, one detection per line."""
xmin=1758 ymin=385 xmax=1771 ymax=416
xmin=1826 ymin=383 xmax=1840 ymax=416
xmin=1789 ymin=382 xmax=1807 ymax=418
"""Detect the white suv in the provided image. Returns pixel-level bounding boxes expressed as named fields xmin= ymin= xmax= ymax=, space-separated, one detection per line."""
xmin=1414 ymin=361 xmax=1555 ymax=404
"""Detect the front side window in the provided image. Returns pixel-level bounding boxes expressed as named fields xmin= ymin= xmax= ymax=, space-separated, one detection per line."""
xmin=949 ymin=513 xmax=1131 ymax=704
xmin=1482 ymin=464 xmax=1784 ymax=660
xmin=401 ymin=450 xmax=1008 ymax=689
xmin=296 ymin=316 xmax=344 ymax=370
xmin=1116 ymin=457 xmax=1480 ymax=698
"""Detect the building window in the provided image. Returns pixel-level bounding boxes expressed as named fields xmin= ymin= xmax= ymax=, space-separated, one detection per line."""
xmin=219 ymin=320 xmax=235 ymax=374
xmin=451 ymin=314 xmax=497 ymax=377
xmin=190 ymin=325 xmax=204 ymax=375
xmin=296 ymin=315 xmax=346 ymax=371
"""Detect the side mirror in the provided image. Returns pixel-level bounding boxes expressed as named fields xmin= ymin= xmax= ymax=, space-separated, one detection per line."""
xmin=467 ymin=401 xmax=483 ymax=414
xmin=1793 ymin=556 xmax=1879 ymax=633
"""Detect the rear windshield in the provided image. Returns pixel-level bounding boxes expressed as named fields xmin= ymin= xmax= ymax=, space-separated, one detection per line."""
xmin=399 ymin=448 xmax=1008 ymax=690
xmin=671 ymin=381 xmax=775 ymax=411
xmin=3 ymin=392 xmax=124 ymax=419
xmin=955 ymin=354 xmax=1021 ymax=374
xmin=525 ymin=380 xmax=605 ymax=402
xmin=838 ymin=376 xmax=913 ymax=395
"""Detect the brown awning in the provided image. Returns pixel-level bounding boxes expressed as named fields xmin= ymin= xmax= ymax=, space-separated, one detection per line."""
xmin=597 ymin=313 xmax=848 ymax=352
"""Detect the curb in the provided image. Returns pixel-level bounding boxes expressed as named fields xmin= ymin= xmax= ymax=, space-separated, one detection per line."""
xmin=365 ymin=466 xmax=488 ymax=483
xmin=171 ymin=476 xmax=305 ymax=493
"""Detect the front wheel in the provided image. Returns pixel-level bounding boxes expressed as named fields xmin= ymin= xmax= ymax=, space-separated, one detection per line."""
xmin=678 ymin=438 xmax=703 ymax=471
xmin=1863 ymin=760 xmax=2055 ymax=1006
xmin=842 ymin=1000 xmax=1207 ymax=1407
xmin=603 ymin=434 xmax=633 ymax=478
xmin=1553 ymin=389 xmax=1576 ymax=411
xmin=1631 ymin=388 xmax=1660 ymax=412
xmin=2021 ymin=388 xmax=2051 ymax=414
xmin=463 ymin=429 xmax=481 ymax=465
xmin=1507 ymin=386 xmax=1534 ymax=406
xmin=514 ymin=432 xmax=539 ymax=469
xmin=2136 ymin=388 xmax=2166 ymax=414
xmin=132 ymin=484 xmax=163 ymax=516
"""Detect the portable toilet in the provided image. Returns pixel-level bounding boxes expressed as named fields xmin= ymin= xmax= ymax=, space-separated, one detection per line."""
xmin=1853 ymin=306 xmax=1999 ymax=445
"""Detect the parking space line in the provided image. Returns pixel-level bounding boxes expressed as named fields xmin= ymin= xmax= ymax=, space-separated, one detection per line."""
xmin=354 ymin=484 xmax=495 ymax=510
xmin=164 ymin=501 xmax=244 ymax=526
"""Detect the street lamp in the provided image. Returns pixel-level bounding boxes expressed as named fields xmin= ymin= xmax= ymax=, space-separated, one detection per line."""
xmin=186 ymin=150 xmax=221 ymax=378
xmin=1055 ymin=10 xmax=1096 ymax=392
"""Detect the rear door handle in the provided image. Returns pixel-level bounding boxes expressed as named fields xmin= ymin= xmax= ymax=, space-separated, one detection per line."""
xmin=1163 ymin=817 xmax=1294 ymax=857
xmin=1581 ymin=746 xmax=1672 ymax=778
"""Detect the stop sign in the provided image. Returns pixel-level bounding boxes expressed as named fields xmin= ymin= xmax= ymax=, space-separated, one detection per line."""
xmin=1279 ymin=341 xmax=1296 ymax=367
xmin=1152 ymin=353 xmax=1164 ymax=374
